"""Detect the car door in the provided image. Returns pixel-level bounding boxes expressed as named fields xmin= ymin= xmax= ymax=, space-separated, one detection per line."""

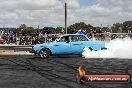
xmin=69 ymin=42 xmax=84 ymax=54
xmin=69 ymin=35 xmax=84 ymax=54
xmin=51 ymin=36 xmax=71 ymax=54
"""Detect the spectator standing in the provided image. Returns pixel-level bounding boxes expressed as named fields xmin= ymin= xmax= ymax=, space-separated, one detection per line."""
xmin=89 ymin=29 xmax=93 ymax=39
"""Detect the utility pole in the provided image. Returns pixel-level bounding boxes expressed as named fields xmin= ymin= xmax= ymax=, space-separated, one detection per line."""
xmin=38 ymin=25 xmax=39 ymax=29
xmin=65 ymin=2 xmax=67 ymax=34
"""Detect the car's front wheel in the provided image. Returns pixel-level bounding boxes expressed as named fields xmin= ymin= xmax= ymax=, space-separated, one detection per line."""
xmin=39 ymin=48 xmax=50 ymax=59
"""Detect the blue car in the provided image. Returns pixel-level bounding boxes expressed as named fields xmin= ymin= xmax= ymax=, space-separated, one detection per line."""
xmin=30 ymin=34 xmax=106 ymax=59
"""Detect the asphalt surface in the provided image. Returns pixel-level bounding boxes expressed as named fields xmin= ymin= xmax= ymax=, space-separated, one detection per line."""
xmin=0 ymin=55 xmax=132 ymax=88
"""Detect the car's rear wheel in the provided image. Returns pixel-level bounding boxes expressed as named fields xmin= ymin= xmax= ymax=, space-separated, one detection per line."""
xmin=39 ymin=48 xmax=50 ymax=59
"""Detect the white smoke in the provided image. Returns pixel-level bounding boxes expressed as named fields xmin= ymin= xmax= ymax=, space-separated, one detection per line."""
xmin=82 ymin=38 xmax=132 ymax=59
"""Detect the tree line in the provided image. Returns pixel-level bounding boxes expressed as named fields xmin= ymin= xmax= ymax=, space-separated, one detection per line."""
xmin=15 ymin=20 xmax=132 ymax=36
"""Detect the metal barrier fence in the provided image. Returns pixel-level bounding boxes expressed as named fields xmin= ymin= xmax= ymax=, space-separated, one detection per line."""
xmin=0 ymin=45 xmax=32 ymax=52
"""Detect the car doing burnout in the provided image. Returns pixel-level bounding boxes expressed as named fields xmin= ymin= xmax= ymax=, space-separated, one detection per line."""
xmin=30 ymin=34 xmax=106 ymax=59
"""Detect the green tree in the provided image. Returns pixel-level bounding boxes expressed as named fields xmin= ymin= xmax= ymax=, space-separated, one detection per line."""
xmin=19 ymin=24 xmax=27 ymax=29
xmin=16 ymin=24 xmax=35 ymax=36
xmin=111 ymin=23 xmax=123 ymax=33
xmin=67 ymin=22 xmax=92 ymax=33
xmin=56 ymin=27 xmax=64 ymax=33
xmin=15 ymin=24 xmax=27 ymax=36
xmin=22 ymin=27 xmax=34 ymax=36
xmin=122 ymin=21 xmax=132 ymax=33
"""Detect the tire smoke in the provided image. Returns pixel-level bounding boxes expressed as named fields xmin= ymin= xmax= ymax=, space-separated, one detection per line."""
xmin=82 ymin=38 xmax=132 ymax=59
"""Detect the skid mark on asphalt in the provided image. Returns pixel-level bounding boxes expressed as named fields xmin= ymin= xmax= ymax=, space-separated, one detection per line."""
xmin=1 ymin=58 xmax=86 ymax=88
xmin=0 ymin=56 xmax=132 ymax=88
xmin=26 ymin=58 xmax=99 ymax=88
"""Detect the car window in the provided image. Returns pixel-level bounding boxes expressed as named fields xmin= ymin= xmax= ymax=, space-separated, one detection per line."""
xmin=55 ymin=36 xmax=69 ymax=42
xmin=71 ymin=35 xmax=88 ymax=42
xmin=59 ymin=36 xmax=66 ymax=42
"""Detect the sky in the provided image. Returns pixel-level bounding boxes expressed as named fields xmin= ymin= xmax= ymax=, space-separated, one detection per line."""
xmin=0 ymin=0 xmax=132 ymax=28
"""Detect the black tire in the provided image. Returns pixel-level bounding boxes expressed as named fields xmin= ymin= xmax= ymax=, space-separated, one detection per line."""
xmin=39 ymin=48 xmax=51 ymax=59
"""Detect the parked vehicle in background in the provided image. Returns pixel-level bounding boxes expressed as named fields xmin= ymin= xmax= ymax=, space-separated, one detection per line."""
xmin=30 ymin=34 xmax=106 ymax=59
